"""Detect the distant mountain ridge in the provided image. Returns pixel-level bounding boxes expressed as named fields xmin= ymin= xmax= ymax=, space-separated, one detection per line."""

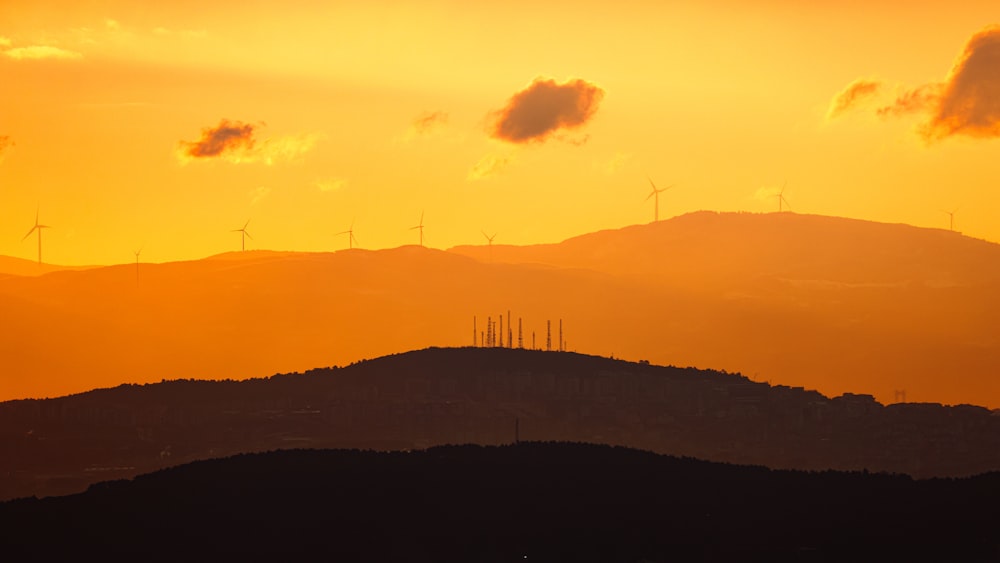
xmin=1 ymin=211 xmax=997 ymax=408
xmin=3 ymin=347 xmax=999 ymax=501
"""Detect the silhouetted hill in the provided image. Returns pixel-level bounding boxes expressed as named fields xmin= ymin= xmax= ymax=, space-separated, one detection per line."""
xmin=0 ymin=255 xmax=98 ymax=277
xmin=3 ymin=347 xmax=999 ymax=500
xmin=2 ymin=211 xmax=998 ymax=407
xmin=2 ymin=442 xmax=999 ymax=562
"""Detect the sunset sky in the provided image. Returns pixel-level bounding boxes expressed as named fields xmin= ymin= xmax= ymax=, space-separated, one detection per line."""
xmin=1 ymin=1 xmax=998 ymax=265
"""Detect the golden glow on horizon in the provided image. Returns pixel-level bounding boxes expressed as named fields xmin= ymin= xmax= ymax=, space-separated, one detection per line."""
xmin=1 ymin=1 xmax=999 ymax=265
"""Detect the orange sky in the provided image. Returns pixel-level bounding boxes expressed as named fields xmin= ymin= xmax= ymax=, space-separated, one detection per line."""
xmin=1 ymin=1 xmax=999 ymax=265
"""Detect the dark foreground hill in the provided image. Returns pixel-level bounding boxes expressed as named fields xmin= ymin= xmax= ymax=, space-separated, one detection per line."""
xmin=2 ymin=443 xmax=999 ymax=563
xmin=3 ymin=347 xmax=1000 ymax=501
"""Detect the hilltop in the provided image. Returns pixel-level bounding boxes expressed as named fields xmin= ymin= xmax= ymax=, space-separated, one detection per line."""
xmin=1 ymin=211 xmax=998 ymax=407
xmin=3 ymin=347 xmax=999 ymax=501
xmin=2 ymin=442 xmax=999 ymax=562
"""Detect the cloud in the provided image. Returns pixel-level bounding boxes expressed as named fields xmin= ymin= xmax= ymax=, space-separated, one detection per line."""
xmin=827 ymin=79 xmax=882 ymax=119
xmin=250 ymin=186 xmax=271 ymax=206
xmin=468 ymin=153 xmax=512 ymax=180
xmin=846 ymin=26 xmax=1000 ymax=142
xmin=316 ymin=178 xmax=347 ymax=192
xmin=105 ymin=19 xmax=121 ymax=31
xmin=396 ymin=111 xmax=448 ymax=143
xmin=595 ymin=152 xmax=632 ymax=175
xmin=0 ymin=136 xmax=12 ymax=163
xmin=411 ymin=111 xmax=447 ymax=135
xmin=0 ymin=37 xmax=10 ymax=47
xmin=876 ymin=83 xmax=944 ymax=118
xmin=4 ymin=45 xmax=83 ymax=60
xmin=489 ymin=77 xmax=604 ymax=144
xmin=922 ymin=26 xmax=1000 ymax=140
xmin=176 ymin=119 xmax=320 ymax=164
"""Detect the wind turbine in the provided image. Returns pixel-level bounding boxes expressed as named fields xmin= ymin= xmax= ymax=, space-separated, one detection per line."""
xmin=942 ymin=207 xmax=958 ymax=231
xmin=337 ymin=219 xmax=359 ymax=250
xmin=232 ymin=219 xmax=252 ymax=251
xmin=133 ymin=246 xmax=143 ymax=287
xmin=410 ymin=211 xmax=425 ymax=246
xmin=776 ymin=181 xmax=791 ymax=212
xmin=482 ymin=230 xmax=497 ymax=262
xmin=22 ymin=207 xmax=50 ymax=265
xmin=646 ymin=177 xmax=672 ymax=222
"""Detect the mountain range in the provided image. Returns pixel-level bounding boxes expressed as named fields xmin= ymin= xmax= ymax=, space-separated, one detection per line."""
xmin=1 ymin=211 xmax=997 ymax=406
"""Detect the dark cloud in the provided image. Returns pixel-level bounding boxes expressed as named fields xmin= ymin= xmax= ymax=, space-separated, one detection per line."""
xmin=923 ymin=26 xmax=1000 ymax=140
xmin=876 ymin=83 xmax=944 ymax=118
xmin=178 ymin=119 xmax=257 ymax=159
xmin=490 ymin=78 xmax=604 ymax=143
xmin=827 ymin=79 xmax=882 ymax=119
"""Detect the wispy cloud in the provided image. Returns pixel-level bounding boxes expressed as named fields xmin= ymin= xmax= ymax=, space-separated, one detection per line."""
xmin=396 ymin=111 xmax=448 ymax=143
xmin=176 ymin=119 xmax=320 ymax=165
xmin=489 ymin=77 xmax=604 ymax=144
xmin=0 ymin=135 xmax=13 ymax=163
xmin=250 ymin=186 xmax=271 ymax=206
xmin=876 ymin=83 xmax=944 ymax=118
xmin=0 ymin=37 xmax=11 ymax=48
xmin=833 ymin=26 xmax=1000 ymax=142
xmin=4 ymin=45 xmax=83 ymax=60
xmin=316 ymin=178 xmax=347 ymax=192
xmin=468 ymin=153 xmax=512 ymax=181
xmin=595 ymin=152 xmax=632 ymax=175
xmin=827 ymin=79 xmax=882 ymax=119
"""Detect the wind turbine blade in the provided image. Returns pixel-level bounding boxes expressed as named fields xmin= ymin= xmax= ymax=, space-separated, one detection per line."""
xmin=22 ymin=226 xmax=36 ymax=241
xmin=244 ymin=231 xmax=253 ymax=240
xmin=645 ymin=190 xmax=656 ymax=201
xmin=336 ymin=231 xmax=350 ymax=236
xmin=244 ymin=219 xmax=251 ymax=229
xmin=419 ymin=211 xmax=424 ymax=226
xmin=647 ymin=177 xmax=656 ymax=190
xmin=352 ymin=233 xmax=359 ymax=245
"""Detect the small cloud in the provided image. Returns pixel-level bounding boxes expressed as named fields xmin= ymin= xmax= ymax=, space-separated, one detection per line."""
xmin=595 ymin=152 xmax=631 ymax=175
xmin=178 ymin=119 xmax=256 ymax=160
xmin=411 ymin=111 xmax=447 ymax=135
xmin=4 ymin=45 xmax=83 ymax=60
xmin=827 ymin=79 xmax=883 ymax=119
xmin=876 ymin=83 xmax=944 ymax=118
xmin=396 ymin=111 xmax=448 ymax=143
xmin=176 ymin=119 xmax=319 ymax=165
xmin=922 ymin=26 xmax=1000 ymax=141
xmin=468 ymin=153 xmax=512 ymax=181
xmin=250 ymin=186 xmax=271 ymax=206
xmin=489 ymin=77 xmax=605 ymax=144
xmin=152 ymin=27 xmax=170 ymax=36
xmin=0 ymin=135 xmax=13 ymax=163
xmin=316 ymin=178 xmax=347 ymax=192
xmin=0 ymin=37 xmax=11 ymax=47
xmin=105 ymin=19 xmax=120 ymax=31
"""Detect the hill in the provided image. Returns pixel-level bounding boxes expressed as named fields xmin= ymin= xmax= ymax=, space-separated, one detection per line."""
xmin=2 ymin=347 xmax=999 ymax=501
xmin=0 ymin=255 xmax=98 ymax=277
xmin=1 ymin=211 xmax=998 ymax=407
xmin=2 ymin=442 xmax=999 ymax=562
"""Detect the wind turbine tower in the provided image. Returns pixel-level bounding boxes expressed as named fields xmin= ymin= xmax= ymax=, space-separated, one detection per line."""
xmin=943 ymin=208 xmax=958 ymax=231
xmin=546 ymin=320 xmax=552 ymax=351
xmin=776 ymin=181 xmax=791 ymax=213
xmin=337 ymin=220 xmax=359 ymax=249
xmin=232 ymin=219 xmax=252 ymax=251
xmin=482 ymin=231 xmax=497 ymax=262
xmin=646 ymin=177 xmax=672 ymax=222
xmin=410 ymin=211 xmax=425 ymax=246
xmin=133 ymin=247 xmax=143 ymax=287
xmin=22 ymin=207 xmax=50 ymax=265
